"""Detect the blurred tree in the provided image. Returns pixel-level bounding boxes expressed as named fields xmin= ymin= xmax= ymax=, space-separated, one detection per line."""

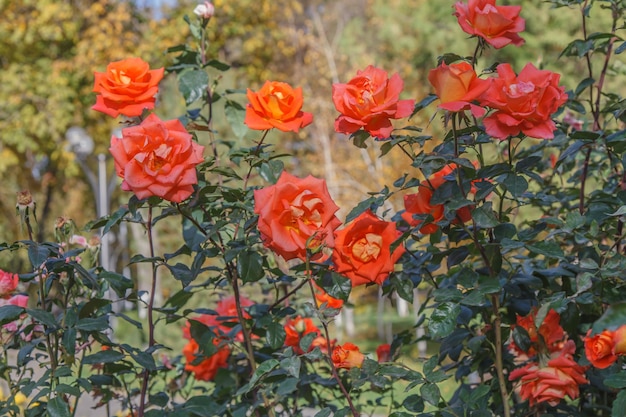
xmin=0 ymin=0 xmax=189 ymax=255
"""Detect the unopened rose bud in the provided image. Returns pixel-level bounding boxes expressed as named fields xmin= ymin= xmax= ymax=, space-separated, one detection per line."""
xmin=193 ymin=1 xmax=214 ymax=20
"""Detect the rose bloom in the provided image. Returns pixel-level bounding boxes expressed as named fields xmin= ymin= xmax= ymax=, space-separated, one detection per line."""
xmin=332 ymin=342 xmax=365 ymax=369
xmin=509 ymin=340 xmax=588 ymax=407
xmin=428 ymin=61 xmax=490 ymax=117
xmin=215 ymin=295 xmax=254 ymax=342
xmin=402 ymin=165 xmax=473 ymax=235
xmin=109 ymin=113 xmax=205 ymax=203
xmin=92 ymin=57 xmax=164 ymax=118
xmin=509 ymin=308 xmax=565 ymax=357
xmin=332 ymin=210 xmax=405 ymax=286
xmin=284 ymin=316 xmax=327 ymax=354
xmin=314 ymin=284 xmax=344 ymax=310
xmin=0 ymin=270 xmax=18 ymax=298
xmin=182 ymin=314 xmax=230 ymax=381
xmin=254 ymin=171 xmax=342 ymax=261
xmin=245 ymin=81 xmax=313 ymax=132
xmin=480 ymin=63 xmax=568 ymax=140
xmin=454 ymin=0 xmax=525 ymax=49
xmin=376 ymin=343 xmax=391 ymax=363
xmin=182 ymin=338 xmax=230 ymax=382
xmin=332 ymin=65 xmax=415 ymax=139
xmin=584 ymin=329 xmax=617 ymax=369
xmin=193 ymin=1 xmax=214 ymax=19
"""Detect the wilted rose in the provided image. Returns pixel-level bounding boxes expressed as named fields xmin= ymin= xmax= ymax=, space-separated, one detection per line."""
xmin=402 ymin=164 xmax=473 ymax=235
xmin=454 ymin=0 xmax=525 ymax=49
xmin=245 ymin=81 xmax=313 ymax=132
xmin=584 ymin=329 xmax=617 ymax=369
xmin=92 ymin=57 xmax=164 ymax=118
xmin=109 ymin=113 xmax=204 ymax=203
xmin=332 ymin=210 xmax=404 ymax=286
xmin=480 ymin=63 xmax=568 ymax=139
xmin=332 ymin=65 xmax=415 ymax=139
xmin=509 ymin=340 xmax=588 ymax=407
xmin=254 ymin=171 xmax=342 ymax=261
xmin=332 ymin=343 xmax=365 ymax=369
xmin=428 ymin=61 xmax=489 ymax=117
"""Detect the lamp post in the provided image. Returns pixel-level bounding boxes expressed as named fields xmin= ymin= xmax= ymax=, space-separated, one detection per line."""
xmin=65 ymin=126 xmax=117 ymax=271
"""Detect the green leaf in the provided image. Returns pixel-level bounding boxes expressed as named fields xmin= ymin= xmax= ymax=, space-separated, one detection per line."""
xmin=428 ymin=302 xmax=460 ymax=339
xmin=75 ymin=317 xmax=109 ymax=332
xmin=82 ymin=350 xmax=125 ymax=365
xmin=103 ymin=206 xmax=129 ymax=235
xmin=0 ymin=305 xmax=24 ymax=325
xmin=237 ymin=250 xmax=264 ymax=283
xmin=236 ymin=359 xmax=279 ymax=395
xmin=502 ymin=174 xmax=528 ymax=198
xmin=47 ymin=397 xmax=71 ymax=417
xmin=472 ymin=206 xmax=499 ymax=228
xmin=402 ymin=395 xmax=424 ymax=413
xmin=205 ymin=59 xmax=230 ymax=71
xmin=314 ymin=408 xmax=332 ymax=417
xmin=420 ymin=382 xmax=440 ymax=406
xmin=225 ymin=100 xmax=248 ymax=140
xmin=605 ymin=371 xmax=626 ymax=389
xmin=178 ymin=70 xmax=209 ymax=105
xmin=266 ymin=322 xmax=286 ymax=349
xmin=316 ymin=272 xmax=352 ymax=302
xmin=26 ymin=308 xmax=59 ymax=329
xmin=280 ymin=356 xmax=301 ymax=378
xmin=28 ymin=244 xmax=51 ymax=269
xmin=613 ymin=390 xmax=626 ymax=417
xmin=592 ymin=303 xmax=626 ymax=334
xmin=526 ymin=241 xmax=565 ymax=259
xmin=99 ymin=271 xmax=133 ymax=298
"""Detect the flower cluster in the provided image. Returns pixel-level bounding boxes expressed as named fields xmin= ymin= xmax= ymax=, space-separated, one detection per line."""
xmin=508 ymin=309 xmax=588 ymax=406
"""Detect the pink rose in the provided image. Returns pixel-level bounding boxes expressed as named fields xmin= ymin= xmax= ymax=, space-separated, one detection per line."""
xmin=480 ymin=63 xmax=568 ymax=139
xmin=454 ymin=0 xmax=525 ymax=49
xmin=332 ymin=65 xmax=415 ymax=139
xmin=0 ymin=270 xmax=18 ymax=298
xmin=109 ymin=113 xmax=205 ymax=203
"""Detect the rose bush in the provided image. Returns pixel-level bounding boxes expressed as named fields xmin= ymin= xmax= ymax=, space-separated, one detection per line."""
xmin=4 ymin=0 xmax=626 ymax=416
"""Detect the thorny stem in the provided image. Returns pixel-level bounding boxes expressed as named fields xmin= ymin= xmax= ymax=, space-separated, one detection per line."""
xmin=452 ymin=113 xmax=460 ymax=158
xmin=491 ymin=295 xmax=511 ymax=417
xmin=269 ymin=279 xmax=310 ymax=310
xmin=138 ymin=205 xmax=158 ymax=417
xmin=306 ymin=276 xmax=360 ymax=417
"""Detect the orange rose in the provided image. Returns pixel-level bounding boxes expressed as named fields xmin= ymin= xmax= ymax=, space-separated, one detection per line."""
xmin=332 ymin=65 xmax=415 ymax=139
xmin=215 ymin=295 xmax=254 ymax=342
xmin=332 ymin=343 xmax=365 ymax=369
xmin=509 ymin=340 xmax=588 ymax=407
xmin=332 ymin=210 xmax=405 ymax=286
xmin=0 ymin=270 xmax=18 ymax=297
xmin=480 ymin=63 xmax=568 ymax=140
xmin=92 ymin=57 xmax=164 ymax=118
xmin=509 ymin=309 xmax=565 ymax=357
xmin=254 ymin=171 xmax=342 ymax=261
xmin=314 ymin=284 xmax=344 ymax=310
xmin=182 ymin=315 xmax=230 ymax=381
xmin=182 ymin=338 xmax=230 ymax=382
xmin=613 ymin=325 xmax=626 ymax=354
xmin=284 ymin=316 xmax=327 ymax=354
xmin=454 ymin=0 xmax=525 ymax=49
xmin=109 ymin=113 xmax=204 ymax=203
xmin=402 ymin=165 xmax=473 ymax=235
xmin=376 ymin=343 xmax=391 ymax=363
xmin=428 ymin=61 xmax=489 ymax=117
xmin=245 ymin=81 xmax=313 ymax=132
xmin=584 ymin=329 xmax=617 ymax=369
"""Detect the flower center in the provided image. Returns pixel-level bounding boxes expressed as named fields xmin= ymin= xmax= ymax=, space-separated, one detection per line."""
xmin=351 ymin=233 xmax=382 ymax=262
xmin=508 ymin=81 xmax=535 ymax=97
xmin=149 ymin=143 xmax=171 ymax=171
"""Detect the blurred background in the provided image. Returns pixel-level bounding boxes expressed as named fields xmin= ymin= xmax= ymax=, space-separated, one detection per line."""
xmin=0 ymin=0 xmax=614 ymax=351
